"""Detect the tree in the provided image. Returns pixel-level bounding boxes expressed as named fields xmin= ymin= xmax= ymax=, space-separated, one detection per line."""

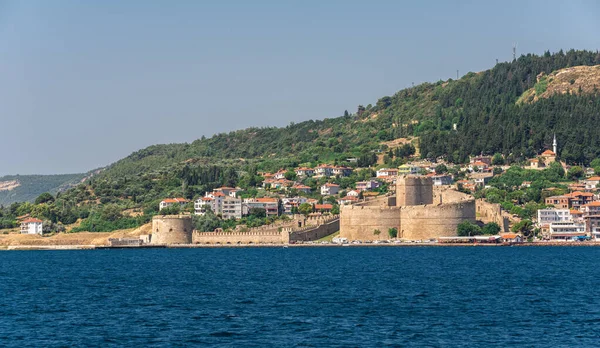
xmin=249 ymin=208 xmax=266 ymax=218
xmin=160 ymin=205 xmax=181 ymax=216
xmin=388 ymin=227 xmax=398 ymax=238
xmin=457 ymin=221 xmax=482 ymax=236
xmin=591 ymin=159 xmax=600 ymax=174
xmin=331 ymin=204 xmax=340 ymax=215
xmin=435 ymin=164 xmax=448 ymax=174
xmin=35 ymin=192 xmax=55 ymax=205
xmin=511 ymin=219 xmax=534 ymax=238
xmin=481 ymin=222 xmax=501 ymax=235
xmin=373 ymin=229 xmax=381 ymax=235
xmin=567 ymin=166 xmax=584 ymax=180
xmin=284 ymin=170 xmax=297 ymax=181
xmin=492 ymin=153 xmax=505 ymax=166
xmin=298 ymin=203 xmax=313 ymax=217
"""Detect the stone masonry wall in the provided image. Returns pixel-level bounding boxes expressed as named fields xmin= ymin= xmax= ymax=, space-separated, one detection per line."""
xmin=476 ymin=199 xmax=510 ymax=232
xmin=151 ymin=215 xmax=193 ymax=245
xmin=193 ymin=230 xmax=287 ymax=244
xmin=399 ymin=200 xmax=476 ymax=240
xmin=396 ymin=176 xmax=434 ymax=206
xmin=289 ymin=219 xmax=340 ymax=242
xmin=339 ymin=205 xmax=400 ymax=241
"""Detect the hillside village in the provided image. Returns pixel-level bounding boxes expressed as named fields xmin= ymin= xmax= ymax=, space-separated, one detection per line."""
xmin=7 ymin=131 xmax=600 ymax=245
xmin=145 ymin=138 xmax=600 ymax=243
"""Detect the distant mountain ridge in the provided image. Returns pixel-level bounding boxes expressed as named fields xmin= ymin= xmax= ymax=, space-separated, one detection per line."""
xmin=0 ymin=173 xmax=88 ymax=205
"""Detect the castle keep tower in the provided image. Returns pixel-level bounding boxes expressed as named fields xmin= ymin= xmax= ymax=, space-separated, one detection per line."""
xmin=396 ymin=176 xmax=434 ymax=207
xmin=151 ymin=215 xmax=193 ymax=245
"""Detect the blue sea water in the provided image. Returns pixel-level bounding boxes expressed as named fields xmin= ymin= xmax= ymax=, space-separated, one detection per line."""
xmin=1 ymin=247 xmax=600 ymax=347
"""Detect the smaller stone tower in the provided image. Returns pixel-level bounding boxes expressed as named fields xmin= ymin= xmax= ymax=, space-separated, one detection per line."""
xmin=396 ymin=175 xmax=434 ymax=207
xmin=151 ymin=215 xmax=193 ymax=245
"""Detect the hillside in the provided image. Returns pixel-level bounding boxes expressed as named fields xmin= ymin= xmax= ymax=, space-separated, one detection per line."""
xmin=0 ymin=173 xmax=88 ymax=205
xmin=517 ymin=65 xmax=600 ymax=104
xmin=3 ymin=49 xmax=600 ymax=234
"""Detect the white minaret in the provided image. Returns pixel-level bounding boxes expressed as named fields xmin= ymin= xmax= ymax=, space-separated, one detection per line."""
xmin=553 ymin=133 xmax=557 ymax=154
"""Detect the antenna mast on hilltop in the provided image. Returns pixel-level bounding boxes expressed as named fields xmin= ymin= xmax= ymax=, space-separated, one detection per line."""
xmin=512 ymin=42 xmax=518 ymax=61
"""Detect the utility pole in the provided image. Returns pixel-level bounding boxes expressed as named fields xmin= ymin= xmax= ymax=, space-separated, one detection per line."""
xmin=456 ymin=70 xmax=459 ymax=80
xmin=513 ymin=42 xmax=518 ymax=61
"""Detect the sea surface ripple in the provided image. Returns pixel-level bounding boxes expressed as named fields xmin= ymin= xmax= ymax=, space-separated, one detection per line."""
xmin=1 ymin=247 xmax=599 ymax=347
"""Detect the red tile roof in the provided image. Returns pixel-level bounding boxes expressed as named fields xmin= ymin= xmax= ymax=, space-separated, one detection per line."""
xmin=21 ymin=218 xmax=42 ymax=223
xmin=541 ymin=150 xmax=556 ymax=156
xmin=254 ymin=198 xmax=278 ymax=203
xmin=315 ymin=204 xmax=333 ymax=210
xmin=583 ymin=202 xmax=600 ymax=207
xmin=161 ymin=198 xmax=188 ymax=203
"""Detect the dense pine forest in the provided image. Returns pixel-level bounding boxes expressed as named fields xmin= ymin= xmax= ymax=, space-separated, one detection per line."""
xmin=3 ymin=49 xmax=600 ymax=233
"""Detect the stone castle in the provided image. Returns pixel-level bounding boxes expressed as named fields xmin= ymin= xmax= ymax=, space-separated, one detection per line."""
xmin=340 ymin=176 xmax=476 ymax=240
xmin=150 ymin=214 xmax=340 ymax=245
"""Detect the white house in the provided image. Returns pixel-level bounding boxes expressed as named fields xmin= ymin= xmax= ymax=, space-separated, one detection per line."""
xmin=20 ymin=218 xmax=43 ymax=235
xmin=432 ymin=175 xmax=453 ymax=186
xmin=244 ymin=198 xmax=280 ymax=217
xmin=295 ymin=167 xmax=315 ymax=177
xmin=338 ymin=196 xmax=359 ymax=205
xmin=376 ymin=168 xmax=398 ymax=178
xmin=320 ymin=183 xmax=340 ymax=196
xmin=315 ymin=165 xmax=335 ymax=177
xmin=195 ymin=197 xmax=216 ymax=215
xmin=584 ymin=176 xmax=600 ymax=191
xmin=292 ymin=184 xmax=312 ymax=194
xmin=356 ymin=180 xmax=380 ymax=191
xmin=159 ymin=198 xmax=188 ymax=211
xmin=347 ymin=189 xmax=362 ymax=197
xmin=332 ymin=166 xmax=353 ymax=177
xmin=221 ymin=196 xmax=245 ymax=220
xmin=273 ymin=170 xmax=287 ymax=180
xmin=214 ymin=187 xmax=240 ymax=197
xmin=195 ymin=193 xmax=244 ymax=219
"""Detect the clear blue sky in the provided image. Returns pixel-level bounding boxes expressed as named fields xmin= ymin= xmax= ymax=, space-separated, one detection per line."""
xmin=1 ymin=0 xmax=599 ymax=175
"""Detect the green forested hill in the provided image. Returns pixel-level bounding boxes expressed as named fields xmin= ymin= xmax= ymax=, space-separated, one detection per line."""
xmin=0 ymin=174 xmax=86 ymax=205
xmin=4 ymin=49 xmax=600 ymax=232
xmin=103 ymin=49 xmax=600 ymax=179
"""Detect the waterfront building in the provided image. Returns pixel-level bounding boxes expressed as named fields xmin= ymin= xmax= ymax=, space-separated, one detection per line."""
xmin=20 ymin=218 xmax=43 ymax=235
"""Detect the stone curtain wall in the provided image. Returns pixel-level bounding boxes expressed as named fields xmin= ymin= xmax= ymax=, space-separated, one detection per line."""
xmin=193 ymin=230 xmax=287 ymax=244
xmin=339 ymin=205 xmax=401 ymax=241
xmin=399 ymin=200 xmax=476 ymax=240
xmin=289 ymin=218 xmax=340 ymax=242
xmin=475 ymin=199 xmax=510 ymax=232
xmin=151 ymin=215 xmax=193 ymax=244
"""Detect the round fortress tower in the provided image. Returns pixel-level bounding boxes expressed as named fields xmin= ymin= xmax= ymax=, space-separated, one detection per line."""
xmin=151 ymin=215 xmax=193 ymax=245
xmin=396 ymin=175 xmax=434 ymax=207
